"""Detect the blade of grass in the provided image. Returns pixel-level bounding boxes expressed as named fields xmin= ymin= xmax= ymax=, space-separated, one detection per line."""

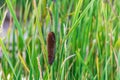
xmin=0 ymin=39 xmax=16 ymax=78
xmin=5 ymin=0 xmax=24 ymax=44
xmin=18 ymin=52 xmax=30 ymax=73
xmin=63 ymin=0 xmax=95 ymax=43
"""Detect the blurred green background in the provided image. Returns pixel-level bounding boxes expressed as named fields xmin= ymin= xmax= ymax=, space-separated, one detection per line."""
xmin=0 ymin=0 xmax=120 ymax=80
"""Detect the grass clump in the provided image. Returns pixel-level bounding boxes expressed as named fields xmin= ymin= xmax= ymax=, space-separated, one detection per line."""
xmin=0 ymin=0 xmax=120 ymax=80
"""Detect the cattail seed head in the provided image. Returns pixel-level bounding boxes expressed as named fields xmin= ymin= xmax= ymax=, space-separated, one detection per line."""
xmin=47 ymin=32 xmax=56 ymax=65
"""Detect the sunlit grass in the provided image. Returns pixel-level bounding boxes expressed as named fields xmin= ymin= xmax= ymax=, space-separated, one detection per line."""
xmin=0 ymin=0 xmax=120 ymax=79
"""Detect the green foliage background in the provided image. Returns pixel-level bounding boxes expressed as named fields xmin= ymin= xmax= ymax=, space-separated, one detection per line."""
xmin=0 ymin=0 xmax=120 ymax=80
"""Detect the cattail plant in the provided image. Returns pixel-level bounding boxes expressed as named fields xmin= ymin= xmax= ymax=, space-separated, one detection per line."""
xmin=47 ymin=32 xmax=56 ymax=65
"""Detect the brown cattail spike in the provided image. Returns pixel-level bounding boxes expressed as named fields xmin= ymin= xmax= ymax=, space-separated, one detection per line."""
xmin=47 ymin=32 xmax=56 ymax=65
